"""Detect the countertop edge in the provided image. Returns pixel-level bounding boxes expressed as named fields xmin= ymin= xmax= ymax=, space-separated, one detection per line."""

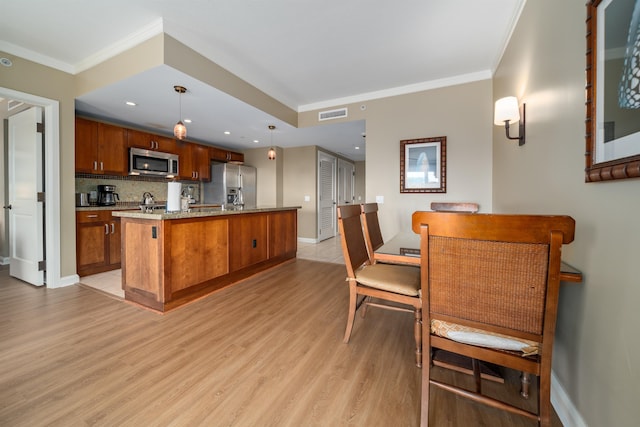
xmin=111 ymin=206 xmax=301 ymax=220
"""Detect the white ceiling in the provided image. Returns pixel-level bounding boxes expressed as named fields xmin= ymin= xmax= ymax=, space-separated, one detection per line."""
xmin=0 ymin=0 xmax=525 ymax=162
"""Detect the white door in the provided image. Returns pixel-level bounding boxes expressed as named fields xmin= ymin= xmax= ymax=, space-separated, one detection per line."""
xmin=318 ymin=151 xmax=337 ymax=241
xmin=337 ymin=159 xmax=355 ymax=206
xmin=8 ymin=107 xmax=45 ymax=286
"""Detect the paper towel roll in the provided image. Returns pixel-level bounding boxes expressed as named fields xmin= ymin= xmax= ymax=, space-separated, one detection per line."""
xmin=167 ymin=182 xmax=182 ymax=212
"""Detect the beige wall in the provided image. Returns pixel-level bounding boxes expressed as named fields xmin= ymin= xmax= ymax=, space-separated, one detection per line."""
xmin=283 ymin=146 xmax=317 ymax=239
xmin=1 ymin=51 xmax=76 ymax=277
xmin=493 ymin=0 xmax=639 ymax=425
xmin=300 ymin=80 xmax=494 ymax=241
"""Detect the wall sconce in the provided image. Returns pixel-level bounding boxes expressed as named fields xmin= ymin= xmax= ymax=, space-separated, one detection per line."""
xmin=494 ymin=96 xmax=525 ymax=146
xmin=267 ymin=125 xmax=276 ymax=160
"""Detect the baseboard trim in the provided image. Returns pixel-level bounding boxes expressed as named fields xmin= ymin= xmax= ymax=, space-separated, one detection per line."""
xmin=50 ymin=273 xmax=80 ymax=289
xmin=298 ymin=237 xmax=319 ymax=244
xmin=552 ymin=371 xmax=587 ymax=427
xmin=0 ymin=257 xmax=9 ymax=265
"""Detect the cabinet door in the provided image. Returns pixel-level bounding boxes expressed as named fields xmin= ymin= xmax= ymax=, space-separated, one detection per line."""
xmin=98 ymin=123 xmax=128 ymax=175
xmin=227 ymin=151 xmax=244 ymax=163
xmin=75 ymin=117 xmax=98 ymax=173
xmin=269 ymin=211 xmax=297 ymax=259
xmin=210 ymin=147 xmax=228 ymax=162
xmin=229 ymin=214 xmax=268 ymax=272
xmin=128 ymin=129 xmax=178 ymax=153
xmin=192 ymin=144 xmax=211 ymax=181
xmin=77 ymin=221 xmax=108 ymax=274
xmin=178 ymin=142 xmax=195 ymax=180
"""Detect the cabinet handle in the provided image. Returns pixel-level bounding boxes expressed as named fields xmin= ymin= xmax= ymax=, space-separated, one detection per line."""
xmin=111 ymin=223 xmax=115 ymax=234
xmin=100 ymin=161 xmax=104 ymax=171
xmin=93 ymin=161 xmax=98 ymax=170
xmin=105 ymin=224 xmax=109 ymax=235
xmin=86 ymin=214 xmax=98 ymax=218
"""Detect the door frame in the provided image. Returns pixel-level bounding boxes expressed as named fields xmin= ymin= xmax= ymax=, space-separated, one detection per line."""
xmin=1 ymin=87 xmax=62 ymax=288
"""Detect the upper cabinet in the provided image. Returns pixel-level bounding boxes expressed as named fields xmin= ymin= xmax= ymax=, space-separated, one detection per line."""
xmin=75 ymin=117 xmax=244 ymax=177
xmin=127 ymin=129 xmax=179 ymax=154
xmin=75 ymin=117 xmax=128 ymax=175
xmin=178 ymin=142 xmax=212 ymax=181
xmin=211 ymin=146 xmax=244 ymax=163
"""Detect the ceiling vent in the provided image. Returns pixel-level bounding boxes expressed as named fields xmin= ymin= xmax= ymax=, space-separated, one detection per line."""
xmin=319 ymin=107 xmax=348 ymax=121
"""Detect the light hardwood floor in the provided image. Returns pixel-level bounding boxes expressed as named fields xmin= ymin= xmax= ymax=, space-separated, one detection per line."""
xmin=1 ymin=255 xmax=561 ymax=426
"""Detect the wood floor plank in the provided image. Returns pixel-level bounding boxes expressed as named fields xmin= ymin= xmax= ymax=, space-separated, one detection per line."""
xmin=0 ymin=260 xmax=562 ymax=426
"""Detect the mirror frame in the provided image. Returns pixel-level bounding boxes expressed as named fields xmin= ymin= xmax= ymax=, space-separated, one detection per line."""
xmin=585 ymin=0 xmax=640 ymax=182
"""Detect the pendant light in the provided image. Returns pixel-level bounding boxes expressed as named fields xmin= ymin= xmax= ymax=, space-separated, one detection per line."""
xmin=173 ymin=85 xmax=187 ymax=140
xmin=267 ymin=125 xmax=276 ymax=160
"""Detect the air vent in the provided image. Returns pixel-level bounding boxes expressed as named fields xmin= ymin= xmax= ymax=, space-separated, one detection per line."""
xmin=319 ymin=107 xmax=348 ymax=121
xmin=7 ymin=99 xmax=24 ymax=111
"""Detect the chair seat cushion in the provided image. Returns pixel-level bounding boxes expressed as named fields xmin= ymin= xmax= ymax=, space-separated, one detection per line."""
xmin=355 ymin=263 xmax=420 ymax=296
xmin=430 ymin=319 xmax=539 ymax=356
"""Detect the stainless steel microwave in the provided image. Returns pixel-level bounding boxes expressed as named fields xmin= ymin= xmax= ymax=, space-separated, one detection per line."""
xmin=129 ymin=147 xmax=179 ymax=177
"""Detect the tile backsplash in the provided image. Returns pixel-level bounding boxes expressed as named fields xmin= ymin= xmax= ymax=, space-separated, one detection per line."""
xmin=75 ymin=176 xmax=200 ymax=205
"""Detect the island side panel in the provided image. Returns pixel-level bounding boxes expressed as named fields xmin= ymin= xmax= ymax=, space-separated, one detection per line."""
xmin=268 ymin=210 xmax=297 ymax=259
xmin=121 ymin=218 xmax=164 ymax=310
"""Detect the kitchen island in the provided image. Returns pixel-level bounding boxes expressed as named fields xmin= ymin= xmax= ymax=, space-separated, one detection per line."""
xmin=113 ymin=206 xmax=299 ymax=312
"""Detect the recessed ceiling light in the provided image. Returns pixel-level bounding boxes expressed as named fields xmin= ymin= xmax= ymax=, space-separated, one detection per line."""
xmin=125 ymin=101 xmax=136 ymax=106
xmin=224 ymin=131 xmax=231 ymax=135
xmin=0 ymin=58 xmax=13 ymax=67
xmin=355 ymin=146 xmax=360 ymax=150
xmin=184 ymin=119 xmax=192 ymax=124
xmin=253 ymin=139 xmax=259 ymax=143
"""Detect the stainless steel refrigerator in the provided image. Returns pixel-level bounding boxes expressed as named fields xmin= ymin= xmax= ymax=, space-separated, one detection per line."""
xmin=202 ymin=162 xmax=257 ymax=209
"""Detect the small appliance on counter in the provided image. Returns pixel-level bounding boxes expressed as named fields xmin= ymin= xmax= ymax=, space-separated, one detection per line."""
xmin=97 ymin=185 xmax=119 ymax=206
xmin=75 ymin=192 xmax=90 ymax=207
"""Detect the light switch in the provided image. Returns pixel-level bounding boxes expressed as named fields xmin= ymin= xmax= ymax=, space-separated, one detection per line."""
xmin=304 ymin=195 xmax=310 ymax=202
xmin=376 ymin=195 xmax=384 ymax=204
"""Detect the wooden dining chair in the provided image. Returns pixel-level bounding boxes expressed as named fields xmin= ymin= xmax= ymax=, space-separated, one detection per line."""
xmin=412 ymin=211 xmax=575 ymax=427
xmin=430 ymin=201 xmax=479 ymax=213
xmin=360 ymin=203 xmax=384 ymax=262
xmin=337 ymin=204 xmax=423 ymax=367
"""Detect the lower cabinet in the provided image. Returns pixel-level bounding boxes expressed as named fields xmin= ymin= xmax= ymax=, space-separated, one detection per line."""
xmin=76 ymin=210 xmax=121 ymax=276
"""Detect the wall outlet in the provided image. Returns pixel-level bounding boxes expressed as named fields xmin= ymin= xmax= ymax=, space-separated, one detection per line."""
xmin=376 ymin=195 xmax=384 ymax=204
xmin=304 ymin=195 xmax=310 ymax=202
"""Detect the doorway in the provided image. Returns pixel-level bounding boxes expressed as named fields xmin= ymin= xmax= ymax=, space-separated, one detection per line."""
xmin=1 ymin=87 xmax=62 ymax=288
xmin=317 ymin=151 xmax=336 ymax=242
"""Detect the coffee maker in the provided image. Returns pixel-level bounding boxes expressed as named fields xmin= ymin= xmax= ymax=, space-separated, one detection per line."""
xmin=97 ymin=185 xmax=119 ymax=206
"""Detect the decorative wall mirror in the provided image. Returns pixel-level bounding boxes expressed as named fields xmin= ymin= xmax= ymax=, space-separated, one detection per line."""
xmin=585 ymin=0 xmax=640 ymax=182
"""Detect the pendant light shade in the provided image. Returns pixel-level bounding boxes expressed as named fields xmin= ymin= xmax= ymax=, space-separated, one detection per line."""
xmin=173 ymin=85 xmax=187 ymax=140
xmin=268 ymin=125 xmax=276 ymax=160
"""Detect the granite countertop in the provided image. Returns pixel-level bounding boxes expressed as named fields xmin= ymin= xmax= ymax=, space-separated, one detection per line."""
xmin=111 ymin=205 xmax=301 ymax=220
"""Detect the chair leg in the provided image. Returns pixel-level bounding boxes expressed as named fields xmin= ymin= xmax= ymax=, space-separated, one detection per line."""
xmin=472 ymin=358 xmax=482 ymax=393
xmin=539 ymin=373 xmax=551 ymax=427
xmin=343 ymin=281 xmax=358 ymax=343
xmin=414 ymin=308 xmax=422 ymax=368
xmin=420 ymin=324 xmax=431 ymax=426
xmin=520 ymin=372 xmax=531 ymax=398
xmin=360 ymin=296 xmax=371 ymax=318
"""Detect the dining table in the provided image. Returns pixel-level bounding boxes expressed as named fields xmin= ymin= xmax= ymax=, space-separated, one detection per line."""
xmin=374 ymin=232 xmax=583 ymax=283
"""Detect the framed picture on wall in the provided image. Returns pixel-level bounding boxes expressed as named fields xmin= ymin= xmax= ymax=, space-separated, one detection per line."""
xmin=400 ymin=136 xmax=446 ymax=193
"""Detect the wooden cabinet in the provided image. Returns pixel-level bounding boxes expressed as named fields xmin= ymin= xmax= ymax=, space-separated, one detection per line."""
xmin=178 ymin=142 xmax=212 ymax=181
xmin=76 ymin=210 xmax=121 ymax=276
xmin=118 ymin=209 xmax=298 ymax=312
xmin=229 ymin=214 xmax=268 ymax=272
xmin=127 ymin=129 xmax=179 ymax=154
xmin=211 ymin=146 xmax=244 ymax=163
xmin=75 ymin=118 xmax=128 ymax=175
